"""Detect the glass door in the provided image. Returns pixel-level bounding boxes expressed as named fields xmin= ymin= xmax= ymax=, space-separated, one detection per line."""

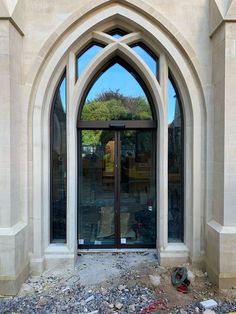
xmin=78 ymin=129 xmax=156 ymax=248
xmin=78 ymin=130 xmax=116 ymax=246
xmin=119 ymin=130 xmax=156 ymax=247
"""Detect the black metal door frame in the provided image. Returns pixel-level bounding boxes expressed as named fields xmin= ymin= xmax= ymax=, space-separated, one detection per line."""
xmin=77 ymin=125 xmax=156 ymax=249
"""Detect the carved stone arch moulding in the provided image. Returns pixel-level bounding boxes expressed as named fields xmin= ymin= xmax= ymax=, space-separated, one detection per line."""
xmin=29 ymin=1 xmax=206 ymax=273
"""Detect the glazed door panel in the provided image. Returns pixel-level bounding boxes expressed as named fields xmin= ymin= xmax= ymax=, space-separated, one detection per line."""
xmin=78 ymin=129 xmax=156 ymax=248
xmin=119 ymin=130 xmax=156 ymax=247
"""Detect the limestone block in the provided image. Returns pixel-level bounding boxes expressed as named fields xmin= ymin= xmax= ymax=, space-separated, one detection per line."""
xmin=209 ymin=0 xmax=224 ymax=36
xmin=0 ymin=0 xmax=24 ymax=34
xmin=0 ymin=223 xmax=29 ymax=295
xmin=225 ymin=0 xmax=236 ymax=20
xmin=206 ymin=221 xmax=236 ymax=288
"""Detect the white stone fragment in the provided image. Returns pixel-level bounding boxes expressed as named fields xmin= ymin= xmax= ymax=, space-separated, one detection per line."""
xmin=129 ymin=304 xmax=136 ymax=312
xmin=187 ymin=270 xmax=195 ymax=282
xmin=200 ymin=299 xmax=218 ymax=309
xmin=118 ymin=284 xmax=126 ymax=291
xmin=203 ymin=310 xmax=216 ymax=314
xmin=85 ymin=295 xmax=94 ymax=303
xmin=149 ymin=275 xmax=161 ymax=286
xmin=115 ymin=303 xmax=123 ymax=310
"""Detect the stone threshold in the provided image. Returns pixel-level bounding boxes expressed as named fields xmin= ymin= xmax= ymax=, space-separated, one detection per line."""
xmin=78 ymin=248 xmax=158 ymax=254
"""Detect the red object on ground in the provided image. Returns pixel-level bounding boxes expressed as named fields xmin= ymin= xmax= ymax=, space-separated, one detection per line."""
xmin=141 ymin=299 xmax=167 ymax=313
xmin=177 ymin=283 xmax=188 ymax=293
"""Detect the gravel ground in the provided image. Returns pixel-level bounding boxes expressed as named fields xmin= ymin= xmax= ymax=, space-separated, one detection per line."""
xmin=1 ymin=252 xmax=236 ymax=314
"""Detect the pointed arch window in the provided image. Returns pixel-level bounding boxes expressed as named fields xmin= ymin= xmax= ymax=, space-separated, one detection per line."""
xmin=76 ymin=43 xmax=105 ymax=80
xmin=77 ymin=57 xmax=157 ymax=248
xmin=107 ymin=28 xmax=128 ymax=38
xmin=49 ymin=32 xmax=186 ymax=247
xmin=131 ymin=43 xmax=159 ymax=80
xmin=78 ymin=58 xmax=156 ymax=127
xmin=168 ymin=71 xmax=184 ymax=242
xmin=50 ymin=71 xmax=67 ymax=243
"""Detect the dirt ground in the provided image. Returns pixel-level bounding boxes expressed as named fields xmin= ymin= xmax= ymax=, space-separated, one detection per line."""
xmin=3 ymin=252 xmax=236 ymax=313
xmin=76 ymin=252 xmax=236 ymax=313
xmin=81 ymin=252 xmax=235 ymax=312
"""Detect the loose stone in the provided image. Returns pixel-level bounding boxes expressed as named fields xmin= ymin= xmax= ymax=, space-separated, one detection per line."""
xmin=85 ymin=295 xmax=94 ymax=303
xmin=115 ymin=302 xmax=123 ymax=310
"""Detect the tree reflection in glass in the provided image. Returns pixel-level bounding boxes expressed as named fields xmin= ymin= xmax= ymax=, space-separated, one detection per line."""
xmin=81 ymin=63 xmax=153 ymax=121
xmin=78 ymin=130 xmax=115 ymax=246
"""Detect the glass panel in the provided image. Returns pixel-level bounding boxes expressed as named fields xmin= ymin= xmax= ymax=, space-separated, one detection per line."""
xmin=51 ymin=73 xmax=67 ymax=243
xmin=168 ymin=75 xmax=184 ymax=242
xmin=81 ymin=63 xmax=153 ymax=121
xmin=120 ymin=130 xmax=156 ymax=246
xmin=132 ymin=44 xmax=159 ymax=79
xmin=76 ymin=43 xmax=104 ymax=79
xmin=107 ymin=29 xmax=128 ymax=38
xmin=78 ymin=130 xmax=115 ymax=246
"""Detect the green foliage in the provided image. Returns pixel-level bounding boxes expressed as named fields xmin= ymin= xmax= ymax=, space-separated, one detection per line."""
xmin=81 ymin=90 xmax=153 ymax=146
xmin=81 ymin=90 xmax=152 ymax=121
xmin=82 ymin=130 xmax=102 ymax=146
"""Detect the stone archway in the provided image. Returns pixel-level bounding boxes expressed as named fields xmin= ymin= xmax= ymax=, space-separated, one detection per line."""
xmin=29 ymin=1 xmax=206 ymax=274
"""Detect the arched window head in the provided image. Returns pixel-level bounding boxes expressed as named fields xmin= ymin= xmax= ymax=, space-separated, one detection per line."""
xmin=107 ymin=28 xmax=128 ymax=39
xmin=168 ymin=71 xmax=184 ymax=243
xmin=50 ymin=71 xmax=67 ymax=243
xmin=76 ymin=42 xmax=105 ymax=80
xmin=131 ymin=43 xmax=159 ymax=80
xmin=80 ymin=59 xmax=155 ymax=121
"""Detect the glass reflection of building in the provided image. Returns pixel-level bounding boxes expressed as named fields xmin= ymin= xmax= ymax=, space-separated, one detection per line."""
xmin=51 ymin=79 xmax=67 ymax=243
xmin=168 ymin=96 xmax=184 ymax=242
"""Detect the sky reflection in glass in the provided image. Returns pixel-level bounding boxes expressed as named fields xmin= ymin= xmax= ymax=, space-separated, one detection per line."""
xmin=132 ymin=45 xmax=157 ymax=78
xmin=85 ymin=63 xmax=148 ymax=101
xmin=168 ymin=79 xmax=177 ymax=124
xmin=77 ymin=44 xmax=104 ymax=78
xmin=59 ymin=77 xmax=66 ymax=113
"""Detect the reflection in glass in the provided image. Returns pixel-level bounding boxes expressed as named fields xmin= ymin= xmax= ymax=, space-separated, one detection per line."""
xmin=168 ymin=74 xmax=184 ymax=242
xmin=120 ymin=130 xmax=156 ymax=246
xmin=132 ymin=44 xmax=159 ymax=79
xmin=78 ymin=130 xmax=115 ymax=246
xmin=51 ymin=72 xmax=67 ymax=243
xmin=76 ymin=43 xmax=104 ymax=79
xmin=81 ymin=63 xmax=153 ymax=121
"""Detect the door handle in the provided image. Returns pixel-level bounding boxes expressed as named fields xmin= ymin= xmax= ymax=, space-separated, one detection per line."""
xmin=109 ymin=123 xmax=125 ymax=129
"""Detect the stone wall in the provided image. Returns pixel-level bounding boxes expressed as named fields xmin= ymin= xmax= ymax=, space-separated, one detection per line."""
xmin=0 ymin=0 xmax=236 ymax=294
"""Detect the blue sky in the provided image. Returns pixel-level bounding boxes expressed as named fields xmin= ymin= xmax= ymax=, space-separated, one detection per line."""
xmin=60 ymin=48 xmax=177 ymax=123
xmin=86 ymin=63 xmax=146 ymax=100
xmin=59 ymin=78 xmax=66 ymax=113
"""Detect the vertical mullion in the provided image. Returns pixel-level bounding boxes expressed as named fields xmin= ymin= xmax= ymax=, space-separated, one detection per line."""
xmin=67 ymin=51 xmax=76 ymax=249
xmin=159 ymin=53 xmax=169 ymax=249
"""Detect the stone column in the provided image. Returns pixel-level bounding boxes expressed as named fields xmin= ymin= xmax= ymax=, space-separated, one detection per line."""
xmin=206 ymin=21 xmax=236 ymax=288
xmin=0 ymin=19 xmax=29 ymax=295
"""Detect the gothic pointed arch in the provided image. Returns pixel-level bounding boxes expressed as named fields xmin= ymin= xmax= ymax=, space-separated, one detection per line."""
xmin=29 ymin=1 xmax=206 ymax=271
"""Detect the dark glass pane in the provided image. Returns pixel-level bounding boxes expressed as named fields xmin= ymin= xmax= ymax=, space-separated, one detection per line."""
xmin=120 ymin=130 xmax=156 ymax=246
xmin=107 ymin=29 xmax=128 ymax=38
xmin=81 ymin=63 xmax=153 ymax=121
xmin=78 ymin=130 xmax=115 ymax=246
xmin=132 ymin=44 xmax=159 ymax=79
xmin=168 ymin=75 xmax=184 ymax=242
xmin=51 ymin=73 xmax=67 ymax=243
xmin=77 ymin=43 xmax=104 ymax=79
